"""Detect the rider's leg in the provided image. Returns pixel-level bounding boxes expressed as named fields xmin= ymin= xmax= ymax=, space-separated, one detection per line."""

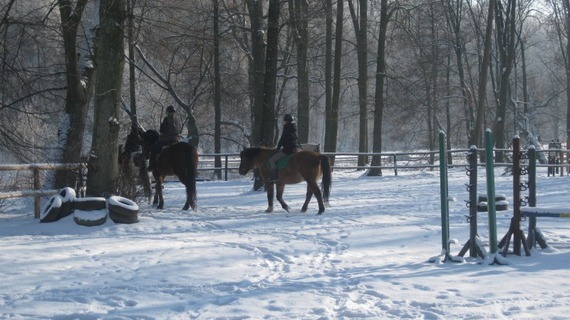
xmin=268 ymin=151 xmax=285 ymax=182
xmin=148 ymin=142 xmax=163 ymax=171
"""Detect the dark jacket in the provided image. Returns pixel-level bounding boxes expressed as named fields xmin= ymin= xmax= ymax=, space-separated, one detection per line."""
xmin=159 ymin=114 xmax=180 ymax=143
xmin=277 ymin=122 xmax=299 ymax=155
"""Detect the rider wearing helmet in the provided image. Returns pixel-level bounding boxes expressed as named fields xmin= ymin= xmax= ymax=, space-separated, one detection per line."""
xmin=148 ymin=105 xmax=180 ymax=171
xmin=268 ymin=114 xmax=299 ymax=183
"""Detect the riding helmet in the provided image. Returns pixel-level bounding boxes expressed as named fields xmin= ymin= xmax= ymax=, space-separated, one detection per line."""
xmin=283 ymin=114 xmax=294 ymax=122
xmin=166 ymin=105 xmax=176 ymax=113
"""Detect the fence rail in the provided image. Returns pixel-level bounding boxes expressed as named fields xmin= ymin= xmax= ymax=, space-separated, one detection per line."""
xmin=0 ymin=163 xmax=85 ymax=218
xmin=1 ymin=147 xmax=569 ymax=218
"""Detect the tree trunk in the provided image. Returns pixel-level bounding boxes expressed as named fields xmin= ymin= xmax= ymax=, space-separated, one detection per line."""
xmin=325 ymin=0 xmax=344 ymax=165
xmin=213 ymin=0 xmax=222 ymax=179
xmin=289 ymin=0 xmax=310 ymax=143
xmin=493 ymin=0 xmax=517 ymax=162
xmin=54 ymin=0 xmax=94 ymax=189
xmin=472 ymin=0 xmax=495 ymax=148
xmin=259 ymin=0 xmax=280 ymax=146
xmin=87 ymin=0 xmax=125 ymax=197
xmin=348 ymin=0 xmax=368 ymax=168
xmin=325 ymin=0 xmax=333 ymax=149
xmin=368 ymin=0 xmax=390 ymax=177
xmin=246 ymin=0 xmax=265 ymax=146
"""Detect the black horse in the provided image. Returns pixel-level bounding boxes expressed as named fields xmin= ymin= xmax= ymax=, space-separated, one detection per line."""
xmin=140 ymin=130 xmax=198 ymax=210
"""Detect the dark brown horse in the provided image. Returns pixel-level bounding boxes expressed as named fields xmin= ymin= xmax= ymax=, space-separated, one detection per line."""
xmin=141 ymin=130 xmax=198 ymax=210
xmin=238 ymin=147 xmax=331 ymax=214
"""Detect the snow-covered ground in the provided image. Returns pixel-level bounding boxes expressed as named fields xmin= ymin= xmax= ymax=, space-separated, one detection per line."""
xmin=1 ymin=167 xmax=569 ymax=319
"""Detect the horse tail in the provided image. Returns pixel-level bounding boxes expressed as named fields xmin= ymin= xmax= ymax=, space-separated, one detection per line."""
xmin=319 ymin=155 xmax=332 ymax=205
xmin=186 ymin=144 xmax=198 ymax=210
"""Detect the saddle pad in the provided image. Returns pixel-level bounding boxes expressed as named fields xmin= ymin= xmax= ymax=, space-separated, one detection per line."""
xmin=267 ymin=155 xmax=292 ymax=170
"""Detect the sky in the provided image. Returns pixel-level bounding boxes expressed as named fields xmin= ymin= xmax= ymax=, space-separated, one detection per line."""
xmin=0 ymin=167 xmax=569 ymax=319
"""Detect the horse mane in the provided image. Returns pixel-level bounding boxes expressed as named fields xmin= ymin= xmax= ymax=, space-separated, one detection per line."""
xmin=142 ymin=129 xmax=160 ymax=144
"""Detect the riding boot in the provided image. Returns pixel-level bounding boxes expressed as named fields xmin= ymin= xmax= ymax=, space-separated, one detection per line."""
xmin=269 ymin=168 xmax=278 ymax=183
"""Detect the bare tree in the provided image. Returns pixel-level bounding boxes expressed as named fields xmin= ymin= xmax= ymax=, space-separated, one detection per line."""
xmin=348 ymin=0 xmax=369 ymax=168
xmin=368 ymin=0 xmax=395 ymax=176
xmin=86 ymin=0 xmax=126 ymax=197
xmin=289 ymin=0 xmax=310 ymax=143
xmin=493 ymin=0 xmax=517 ymax=162
xmin=325 ymin=0 xmax=344 ymax=164
xmin=54 ymin=0 xmax=97 ymax=188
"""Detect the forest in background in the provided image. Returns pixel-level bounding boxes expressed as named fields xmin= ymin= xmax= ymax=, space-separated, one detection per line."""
xmin=1 ymin=0 xmax=569 ymax=194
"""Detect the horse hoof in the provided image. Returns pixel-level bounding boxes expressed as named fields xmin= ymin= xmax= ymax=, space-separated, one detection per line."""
xmin=265 ymin=207 xmax=274 ymax=213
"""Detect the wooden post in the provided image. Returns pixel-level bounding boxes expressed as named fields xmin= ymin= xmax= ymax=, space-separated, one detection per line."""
xmin=33 ymin=167 xmax=41 ymax=219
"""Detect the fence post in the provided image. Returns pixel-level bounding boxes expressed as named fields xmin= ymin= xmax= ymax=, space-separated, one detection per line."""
xmin=33 ymin=167 xmax=41 ymax=219
xmin=393 ymin=154 xmax=397 ymax=176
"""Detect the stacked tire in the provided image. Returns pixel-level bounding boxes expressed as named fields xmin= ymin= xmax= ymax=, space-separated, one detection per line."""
xmin=477 ymin=194 xmax=509 ymax=212
xmin=72 ymin=197 xmax=107 ymax=226
xmin=107 ymin=196 xmax=139 ymax=224
xmin=40 ymin=188 xmax=139 ymax=226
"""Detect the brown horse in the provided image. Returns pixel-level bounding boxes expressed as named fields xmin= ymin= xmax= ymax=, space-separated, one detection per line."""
xmin=141 ymin=130 xmax=198 ymax=210
xmin=238 ymin=147 xmax=331 ymax=214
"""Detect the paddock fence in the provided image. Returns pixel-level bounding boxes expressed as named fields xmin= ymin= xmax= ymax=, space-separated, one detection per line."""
xmin=1 ymin=147 xmax=569 ymax=218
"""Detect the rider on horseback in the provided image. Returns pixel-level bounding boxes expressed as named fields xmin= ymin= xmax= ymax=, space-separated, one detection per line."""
xmin=148 ymin=105 xmax=180 ymax=171
xmin=268 ymin=114 xmax=299 ymax=183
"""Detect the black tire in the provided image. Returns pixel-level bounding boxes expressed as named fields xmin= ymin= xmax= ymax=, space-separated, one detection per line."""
xmin=107 ymin=196 xmax=139 ymax=216
xmin=40 ymin=195 xmax=63 ymax=223
xmin=58 ymin=187 xmax=77 ymax=202
xmin=477 ymin=202 xmax=488 ymax=212
xmin=496 ymin=200 xmax=509 ymax=211
xmin=107 ymin=196 xmax=139 ymax=224
xmin=478 ymin=194 xmax=507 ymax=202
xmin=73 ymin=210 xmax=107 ymax=227
xmin=72 ymin=197 xmax=107 ymax=211
xmin=58 ymin=187 xmax=77 ymax=219
xmin=109 ymin=211 xmax=139 ymax=224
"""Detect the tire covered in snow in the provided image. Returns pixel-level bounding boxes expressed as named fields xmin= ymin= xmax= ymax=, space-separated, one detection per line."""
xmin=108 ymin=196 xmax=139 ymax=224
xmin=477 ymin=194 xmax=508 ymax=212
xmin=73 ymin=210 xmax=107 ymax=227
xmin=40 ymin=195 xmax=63 ymax=223
xmin=58 ymin=187 xmax=77 ymax=219
xmin=72 ymin=197 xmax=107 ymax=211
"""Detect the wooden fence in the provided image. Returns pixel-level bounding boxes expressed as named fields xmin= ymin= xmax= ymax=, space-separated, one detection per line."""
xmin=0 ymin=163 xmax=85 ymax=218
xmin=1 ymin=147 xmax=568 ymax=218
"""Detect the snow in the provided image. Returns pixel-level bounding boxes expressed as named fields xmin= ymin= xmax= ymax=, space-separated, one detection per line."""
xmin=1 ymin=168 xmax=570 ymax=319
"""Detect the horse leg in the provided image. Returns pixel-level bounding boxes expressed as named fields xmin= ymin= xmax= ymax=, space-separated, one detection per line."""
xmin=182 ymin=183 xmax=191 ymax=210
xmin=307 ymin=180 xmax=325 ymax=214
xmin=138 ymin=164 xmax=152 ymax=205
xmin=265 ymin=182 xmax=274 ymax=213
xmin=301 ymin=186 xmax=314 ymax=213
xmin=275 ymin=183 xmax=290 ymax=212
xmin=180 ymin=175 xmax=195 ymax=211
xmin=156 ymin=177 xmax=165 ymax=210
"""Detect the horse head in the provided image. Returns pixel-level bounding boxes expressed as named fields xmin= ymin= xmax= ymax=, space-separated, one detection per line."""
xmin=141 ymin=129 xmax=160 ymax=157
xmin=238 ymin=147 xmax=257 ymax=175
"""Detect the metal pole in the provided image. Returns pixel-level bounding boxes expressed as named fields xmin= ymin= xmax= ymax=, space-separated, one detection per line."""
xmin=485 ymin=129 xmax=498 ymax=254
xmin=439 ymin=131 xmax=450 ymax=257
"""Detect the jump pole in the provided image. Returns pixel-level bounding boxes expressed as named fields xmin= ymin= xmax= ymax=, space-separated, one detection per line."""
xmin=430 ymin=131 xmax=459 ymax=263
xmin=458 ymin=145 xmax=486 ymax=259
xmin=484 ymin=129 xmax=508 ymax=265
xmin=498 ymin=136 xmax=530 ymax=256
